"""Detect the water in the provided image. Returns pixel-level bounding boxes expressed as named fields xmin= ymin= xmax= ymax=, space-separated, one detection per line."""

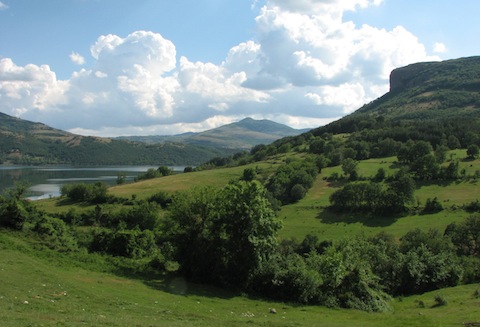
xmin=0 ymin=165 xmax=186 ymax=200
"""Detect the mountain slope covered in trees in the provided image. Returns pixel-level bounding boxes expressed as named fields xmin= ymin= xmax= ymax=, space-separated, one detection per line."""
xmin=117 ymin=117 xmax=309 ymax=149
xmin=0 ymin=112 xmax=237 ymax=165
xmin=309 ymin=56 xmax=480 ymax=146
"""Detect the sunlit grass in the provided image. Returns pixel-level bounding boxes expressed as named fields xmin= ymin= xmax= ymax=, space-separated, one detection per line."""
xmin=1 ymin=231 xmax=479 ymax=327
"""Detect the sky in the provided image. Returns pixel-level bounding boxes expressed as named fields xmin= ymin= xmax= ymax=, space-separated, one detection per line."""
xmin=0 ymin=0 xmax=479 ymax=137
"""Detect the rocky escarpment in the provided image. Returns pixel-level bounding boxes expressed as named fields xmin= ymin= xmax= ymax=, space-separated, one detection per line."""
xmin=389 ymin=56 xmax=480 ymax=92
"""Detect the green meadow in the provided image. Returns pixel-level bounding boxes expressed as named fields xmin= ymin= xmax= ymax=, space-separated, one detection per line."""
xmin=4 ymin=151 xmax=480 ymax=326
xmin=1 ymin=231 xmax=479 ymax=327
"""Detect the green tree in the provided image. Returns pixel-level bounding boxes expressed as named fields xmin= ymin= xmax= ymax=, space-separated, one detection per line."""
xmin=163 ymin=181 xmax=281 ymax=287
xmin=341 ymin=158 xmax=358 ymax=180
xmin=240 ymin=168 xmax=256 ymax=181
xmin=467 ymin=144 xmax=480 ymax=159
xmin=216 ymin=181 xmax=282 ymax=287
xmin=0 ymin=183 xmax=30 ymax=230
xmin=157 ymin=166 xmax=173 ymax=176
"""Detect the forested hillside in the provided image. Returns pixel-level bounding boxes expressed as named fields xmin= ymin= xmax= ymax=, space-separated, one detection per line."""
xmin=0 ymin=112 xmax=237 ymax=165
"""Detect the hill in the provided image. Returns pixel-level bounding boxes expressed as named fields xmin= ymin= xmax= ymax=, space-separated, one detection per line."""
xmin=0 ymin=112 xmax=237 ymax=165
xmin=117 ymin=117 xmax=309 ymax=149
xmin=310 ymin=56 xmax=480 ymax=142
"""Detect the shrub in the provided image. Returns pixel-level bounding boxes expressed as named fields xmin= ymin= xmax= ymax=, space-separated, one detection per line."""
xmin=33 ymin=216 xmax=78 ymax=252
xmin=433 ymin=295 xmax=448 ymax=307
xmin=423 ymin=197 xmax=443 ymax=214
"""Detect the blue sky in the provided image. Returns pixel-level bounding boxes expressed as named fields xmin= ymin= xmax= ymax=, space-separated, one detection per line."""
xmin=0 ymin=0 xmax=479 ymax=136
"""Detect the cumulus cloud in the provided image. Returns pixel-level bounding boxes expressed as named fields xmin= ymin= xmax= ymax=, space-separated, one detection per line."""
xmin=69 ymin=52 xmax=85 ymax=65
xmin=433 ymin=42 xmax=447 ymax=54
xmin=0 ymin=1 xmax=440 ymax=136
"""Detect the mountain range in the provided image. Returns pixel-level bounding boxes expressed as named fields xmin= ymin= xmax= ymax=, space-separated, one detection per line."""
xmin=116 ymin=118 xmax=310 ymax=149
xmin=0 ymin=114 xmax=307 ymax=165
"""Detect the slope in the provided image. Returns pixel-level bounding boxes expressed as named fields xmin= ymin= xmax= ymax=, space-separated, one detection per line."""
xmin=310 ymin=56 xmax=480 ymax=142
xmin=117 ymin=117 xmax=309 ymax=149
xmin=0 ymin=112 xmax=236 ymax=165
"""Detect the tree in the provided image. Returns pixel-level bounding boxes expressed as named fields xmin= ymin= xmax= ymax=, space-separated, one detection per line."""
xmin=0 ymin=183 xmax=31 ymax=230
xmin=241 ymin=168 xmax=256 ymax=181
xmin=163 ymin=181 xmax=281 ymax=287
xmin=447 ymin=135 xmax=461 ymax=149
xmin=216 ymin=181 xmax=282 ymax=287
xmin=341 ymin=158 xmax=358 ymax=180
xmin=445 ymin=215 xmax=480 ymax=257
xmin=467 ymin=144 xmax=480 ymax=159
xmin=157 ymin=166 xmax=173 ymax=176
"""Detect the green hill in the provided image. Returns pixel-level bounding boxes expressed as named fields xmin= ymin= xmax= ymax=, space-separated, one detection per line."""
xmin=310 ymin=56 xmax=480 ymax=143
xmin=0 ymin=112 xmax=236 ymax=165
xmin=117 ymin=117 xmax=309 ymax=149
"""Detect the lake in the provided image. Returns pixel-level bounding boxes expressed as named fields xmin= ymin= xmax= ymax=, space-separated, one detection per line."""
xmin=0 ymin=165 xmax=186 ymax=200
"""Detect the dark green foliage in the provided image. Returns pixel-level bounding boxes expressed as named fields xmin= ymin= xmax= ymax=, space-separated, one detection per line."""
xmin=465 ymin=200 xmax=480 ymax=213
xmin=433 ymin=295 xmax=448 ymax=307
xmin=467 ymin=144 xmax=480 ymax=159
xmin=441 ymin=160 xmax=459 ymax=180
xmin=445 ymin=215 xmax=480 ymax=257
xmin=112 ymin=202 xmax=161 ymax=230
xmin=423 ymin=197 xmax=443 ymax=214
xmin=60 ymin=182 xmax=109 ymax=204
xmin=267 ymin=158 xmax=319 ymax=204
xmin=240 ymin=168 xmax=256 ymax=181
xmin=341 ymin=158 xmax=358 ymax=180
xmin=162 ymin=181 xmax=281 ymax=288
xmin=373 ymin=168 xmax=386 ymax=181
xmin=33 ymin=216 xmax=78 ymax=252
xmin=0 ymin=184 xmax=31 ymax=230
xmin=329 ymin=174 xmax=415 ymax=214
xmin=90 ymin=228 xmax=157 ymax=259
xmin=147 ymin=191 xmax=172 ymax=209
xmin=249 ymin=238 xmax=393 ymax=312
xmin=157 ymin=166 xmax=173 ymax=176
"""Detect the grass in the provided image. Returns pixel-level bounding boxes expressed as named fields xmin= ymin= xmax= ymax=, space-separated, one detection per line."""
xmin=1 ymin=230 xmax=479 ymax=327
xmin=5 ymin=151 xmax=480 ymax=326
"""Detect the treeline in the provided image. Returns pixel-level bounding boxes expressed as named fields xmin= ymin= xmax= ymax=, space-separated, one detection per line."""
xmin=0 ymin=133 xmax=237 ymax=165
xmin=1 ymin=182 xmax=479 ymax=312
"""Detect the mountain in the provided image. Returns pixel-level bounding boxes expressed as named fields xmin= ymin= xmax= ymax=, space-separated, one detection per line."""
xmin=117 ymin=118 xmax=310 ymax=149
xmin=307 ymin=56 xmax=480 ymax=143
xmin=0 ymin=112 xmax=237 ymax=165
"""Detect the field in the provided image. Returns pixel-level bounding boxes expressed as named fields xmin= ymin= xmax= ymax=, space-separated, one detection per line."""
xmin=1 ymin=231 xmax=479 ymax=327
xmin=5 ymin=151 xmax=480 ymax=326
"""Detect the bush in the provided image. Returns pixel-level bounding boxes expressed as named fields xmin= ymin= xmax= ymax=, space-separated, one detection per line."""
xmin=33 ymin=216 xmax=78 ymax=252
xmin=90 ymin=228 xmax=157 ymax=259
xmin=148 ymin=191 xmax=172 ymax=209
xmin=423 ymin=197 xmax=443 ymax=214
xmin=61 ymin=182 xmax=109 ymax=204
xmin=433 ymin=295 xmax=448 ymax=307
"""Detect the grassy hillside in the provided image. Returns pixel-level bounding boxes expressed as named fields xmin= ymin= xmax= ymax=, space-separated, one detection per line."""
xmin=1 ymin=231 xmax=479 ymax=327
xmin=0 ymin=112 xmax=237 ymax=165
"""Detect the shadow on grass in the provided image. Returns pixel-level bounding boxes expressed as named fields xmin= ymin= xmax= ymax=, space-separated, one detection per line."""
xmin=144 ymin=275 xmax=239 ymax=300
xmin=54 ymin=197 xmax=98 ymax=207
xmin=317 ymin=207 xmax=405 ymax=227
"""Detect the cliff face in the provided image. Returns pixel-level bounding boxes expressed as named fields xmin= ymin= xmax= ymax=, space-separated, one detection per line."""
xmin=389 ymin=56 xmax=480 ymax=92
xmin=389 ymin=62 xmax=433 ymax=92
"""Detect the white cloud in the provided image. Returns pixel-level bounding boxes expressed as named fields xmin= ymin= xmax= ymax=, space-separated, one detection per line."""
xmin=433 ymin=42 xmax=447 ymax=53
xmin=69 ymin=52 xmax=85 ymax=65
xmin=0 ymin=2 xmax=441 ymax=137
xmin=0 ymin=1 xmax=8 ymax=10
